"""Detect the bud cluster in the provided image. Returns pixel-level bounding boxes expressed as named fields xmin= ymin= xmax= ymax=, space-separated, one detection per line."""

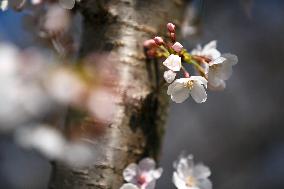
xmin=144 ymin=23 xmax=238 ymax=103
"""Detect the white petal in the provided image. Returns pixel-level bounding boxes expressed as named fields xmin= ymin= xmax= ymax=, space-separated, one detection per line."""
xmin=209 ymin=54 xmax=237 ymax=81
xmin=123 ymin=163 xmax=138 ymax=182
xmin=164 ymin=70 xmax=177 ymax=83
xmin=197 ymin=178 xmax=212 ymax=189
xmin=120 ymin=183 xmax=139 ymax=189
xmin=193 ymin=164 xmax=211 ymax=179
xmin=202 ymin=40 xmax=221 ymax=59
xmin=138 ymin=158 xmax=156 ymax=172
xmin=189 ymin=76 xmax=208 ymax=88
xmin=203 ymin=40 xmax=217 ymax=51
xmin=208 ymin=80 xmax=226 ymax=91
xmin=167 ymin=79 xmax=185 ymax=95
xmin=174 ymin=155 xmax=194 ymax=179
xmin=145 ymin=180 xmax=156 ymax=189
xmin=208 ymin=56 xmax=226 ymax=66
xmin=167 ymin=79 xmax=191 ymax=103
xmin=191 ymin=45 xmax=202 ymax=56
xmin=208 ymin=70 xmax=224 ymax=88
xmin=172 ymin=172 xmax=188 ymax=189
xmin=190 ymin=82 xmax=207 ymax=103
xmin=151 ymin=168 xmax=163 ymax=179
xmin=171 ymin=87 xmax=190 ymax=103
xmin=163 ymin=54 xmax=181 ymax=71
xmin=223 ymin=53 xmax=238 ymax=66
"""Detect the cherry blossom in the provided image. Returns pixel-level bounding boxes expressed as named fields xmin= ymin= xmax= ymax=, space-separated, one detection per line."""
xmin=163 ymin=54 xmax=182 ymax=72
xmin=167 ymin=76 xmax=207 ymax=103
xmin=173 ymin=154 xmax=212 ymax=189
xmin=122 ymin=158 xmax=163 ymax=189
xmin=191 ymin=40 xmax=221 ymax=60
xmin=207 ymin=53 xmax=238 ymax=88
xmin=0 ymin=0 xmax=8 ymax=11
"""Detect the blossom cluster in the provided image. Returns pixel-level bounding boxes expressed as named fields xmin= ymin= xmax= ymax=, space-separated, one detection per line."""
xmin=1 ymin=0 xmax=81 ymax=58
xmin=0 ymin=43 xmax=119 ymax=166
xmin=144 ymin=23 xmax=238 ymax=103
xmin=120 ymin=154 xmax=211 ymax=189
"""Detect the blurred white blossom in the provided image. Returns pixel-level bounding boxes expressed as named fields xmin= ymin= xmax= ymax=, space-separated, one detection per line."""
xmin=191 ymin=41 xmax=221 ymax=60
xmin=0 ymin=0 xmax=8 ymax=11
xmin=173 ymin=154 xmax=212 ymax=189
xmin=31 ymin=0 xmax=42 ymax=5
xmin=59 ymin=0 xmax=81 ymax=9
xmin=88 ymin=88 xmax=118 ymax=123
xmin=163 ymin=54 xmax=182 ymax=72
xmin=207 ymin=53 xmax=238 ymax=89
xmin=46 ymin=68 xmax=87 ymax=105
xmin=122 ymin=158 xmax=163 ymax=189
xmin=43 ymin=4 xmax=71 ymax=35
xmin=0 ymin=44 xmax=51 ymax=130
xmin=14 ymin=125 xmax=97 ymax=166
xmin=167 ymin=76 xmax=207 ymax=103
xmin=15 ymin=125 xmax=66 ymax=159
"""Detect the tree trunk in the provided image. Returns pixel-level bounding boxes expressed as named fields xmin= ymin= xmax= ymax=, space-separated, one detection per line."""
xmin=49 ymin=0 xmax=186 ymax=188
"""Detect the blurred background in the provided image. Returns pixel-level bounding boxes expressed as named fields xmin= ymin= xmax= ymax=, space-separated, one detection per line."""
xmin=1 ymin=0 xmax=284 ymax=188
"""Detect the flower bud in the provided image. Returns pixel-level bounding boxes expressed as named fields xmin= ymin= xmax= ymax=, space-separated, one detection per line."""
xmin=172 ymin=42 xmax=183 ymax=53
xmin=167 ymin=23 xmax=176 ymax=33
xmin=153 ymin=36 xmax=164 ymax=46
xmin=143 ymin=39 xmax=157 ymax=49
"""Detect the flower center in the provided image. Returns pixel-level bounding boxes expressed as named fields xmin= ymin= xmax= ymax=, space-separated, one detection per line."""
xmin=137 ymin=174 xmax=147 ymax=186
xmin=185 ymin=176 xmax=196 ymax=187
xmin=184 ymin=80 xmax=194 ymax=90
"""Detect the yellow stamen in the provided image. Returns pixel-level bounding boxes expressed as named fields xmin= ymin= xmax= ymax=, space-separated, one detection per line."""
xmin=186 ymin=176 xmax=196 ymax=187
xmin=184 ymin=80 xmax=194 ymax=90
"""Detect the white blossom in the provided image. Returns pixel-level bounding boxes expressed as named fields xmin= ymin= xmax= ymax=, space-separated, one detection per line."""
xmin=163 ymin=54 xmax=182 ymax=72
xmin=167 ymin=76 xmax=207 ymax=103
xmin=207 ymin=53 xmax=238 ymax=88
xmin=164 ymin=70 xmax=177 ymax=83
xmin=14 ymin=125 xmax=96 ymax=166
xmin=173 ymin=154 xmax=212 ymax=189
xmin=122 ymin=158 xmax=163 ymax=189
xmin=191 ymin=40 xmax=221 ymax=60
xmin=0 ymin=0 xmax=8 ymax=11
xmin=15 ymin=125 xmax=66 ymax=159
xmin=46 ymin=69 xmax=86 ymax=104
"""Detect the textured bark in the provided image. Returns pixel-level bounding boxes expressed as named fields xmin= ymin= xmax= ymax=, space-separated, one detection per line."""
xmin=49 ymin=0 xmax=186 ymax=188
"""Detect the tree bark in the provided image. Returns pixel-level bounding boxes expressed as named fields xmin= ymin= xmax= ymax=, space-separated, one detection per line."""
xmin=49 ymin=0 xmax=186 ymax=188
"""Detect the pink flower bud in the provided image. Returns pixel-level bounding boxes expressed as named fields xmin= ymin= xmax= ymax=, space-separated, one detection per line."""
xmin=143 ymin=39 xmax=157 ymax=48
xmin=167 ymin=23 xmax=176 ymax=33
xmin=153 ymin=36 xmax=164 ymax=45
xmin=172 ymin=42 xmax=183 ymax=53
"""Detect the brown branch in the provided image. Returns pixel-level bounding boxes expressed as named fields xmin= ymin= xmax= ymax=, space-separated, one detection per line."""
xmin=48 ymin=0 xmax=186 ymax=188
